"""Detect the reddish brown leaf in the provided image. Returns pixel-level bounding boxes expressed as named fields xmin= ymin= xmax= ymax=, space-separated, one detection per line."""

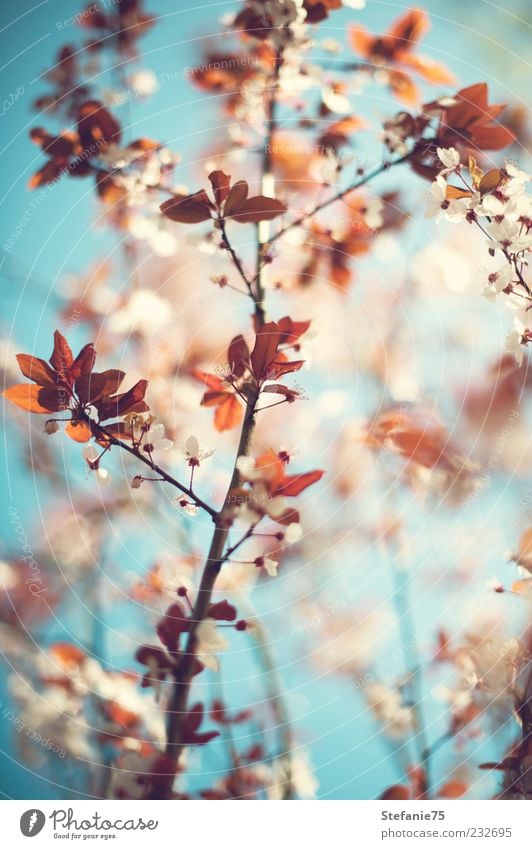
xmin=160 ymin=191 xmax=213 ymax=223
xmin=277 ymin=316 xmax=311 ymax=345
xmin=96 ymin=172 xmax=128 ymax=205
xmin=96 ymin=379 xmax=149 ymax=420
xmin=191 ymin=369 xmax=225 ymax=392
xmin=77 ymin=100 xmax=121 ymax=150
xmin=267 ymin=357 xmax=304 ymax=380
xmin=380 ymin=785 xmax=410 ymax=800
xmin=262 ymin=383 xmax=299 ymax=401
xmin=202 ymin=390 xmax=232 ymax=407
xmin=472 ymin=125 xmax=515 ymax=150
xmin=181 ymin=703 xmax=219 ymax=746
xmin=208 ymin=170 xmax=231 ymax=206
xmin=28 ymin=160 xmax=63 ymax=189
xmin=214 ymin=395 xmax=243 ymax=431
xmin=223 ymin=180 xmax=249 ymax=217
xmin=96 ymin=421 xmax=134 ymax=442
xmin=65 ymin=420 xmax=92 ymax=443
xmin=438 ymin=780 xmax=468 ymax=799
xmin=209 ymin=600 xmax=237 ymax=621
xmin=275 ymin=507 xmax=300 ymax=526
xmin=3 ymin=384 xmax=66 ymax=414
xmin=16 ymin=354 xmax=57 ymax=388
xmin=228 ymin=334 xmax=250 ymax=377
xmin=50 ymin=330 xmax=73 ymax=374
xmin=276 ymin=469 xmax=324 ymax=497
xmin=251 ymin=322 xmax=281 ymax=381
xmin=75 ymin=369 xmax=125 ymax=405
xmin=227 ymin=195 xmax=286 ymax=223
xmin=70 ymin=343 xmax=97 ymax=381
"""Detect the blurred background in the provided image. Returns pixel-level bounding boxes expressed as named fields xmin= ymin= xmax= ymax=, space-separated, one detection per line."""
xmin=1 ymin=0 xmax=531 ymax=800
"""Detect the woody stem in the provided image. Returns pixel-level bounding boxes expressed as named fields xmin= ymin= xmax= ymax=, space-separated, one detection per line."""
xmin=165 ymin=382 xmax=261 ymax=763
xmin=163 ymin=47 xmax=292 ymax=790
xmin=253 ymin=49 xmax=283 ymax=325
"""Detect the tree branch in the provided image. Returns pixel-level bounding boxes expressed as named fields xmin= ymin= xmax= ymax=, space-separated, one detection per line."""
xmin=162 ymin=47 xmax=286 ymax=784
xmin=93 ymin=423 xmax=217 ymax=520
xmin=269 ymin=149 xmax=414 ymax=245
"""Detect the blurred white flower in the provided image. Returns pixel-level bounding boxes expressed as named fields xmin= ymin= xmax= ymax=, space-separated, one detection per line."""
xmin=364 ymin=682 xmax=416 ymax=739
xmin=141 ymin=423 xmax=173 ymax=457
xmin=256 ymin=556 xmax=278 ymax=577
xmin=108 ymin=289 xmax=173 ymax=336
xmin=129 ymin=69 xmax=159 ymax=97
xmin=284 ymin=523 xmax=303 ymax=543
xmin=505 ymin=329 xmax=524 ymax=365
xmin=437 ymin=146 xmax=460 ymax=174
xmin=184 ymin=435 xmax=214 ymax=466
xmin=83 ymin=445 xmax=112 ymax=486
xmin=267 ymin=750 xmax=318 ymax=799
xmin=196 ymin=618 xmax=229 ymax=671
xmin=425 ymin=176 xmax=467 ymax=222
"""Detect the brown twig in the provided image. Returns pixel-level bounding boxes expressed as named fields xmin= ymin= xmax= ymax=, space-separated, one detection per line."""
xmin=269 ymin=149 xmax=414 ymax=246
xmin=92 ymin=423 xmax=217 ymax=520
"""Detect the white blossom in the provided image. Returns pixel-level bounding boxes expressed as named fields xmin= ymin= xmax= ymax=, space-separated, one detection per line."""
xmin=436 ymin=146 xmax=460 ymax=174
xmin=425 ymin=176 xmax=467 ymax=222
xmin=141 ymin=423 xmax=173 ymax=457
xmin=184 ymin=435 xmax=214 ymax=466
xmin=505 ymin=329 xmax=524 ymax=365
xmin=196 ymin=618 xmax=229 ymax=671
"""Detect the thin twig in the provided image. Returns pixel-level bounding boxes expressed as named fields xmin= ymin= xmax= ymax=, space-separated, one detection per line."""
xmin=269 ymin=150 xmax=414 ymax=245
xmin=93 ymin=423 xmax=217 ymax=519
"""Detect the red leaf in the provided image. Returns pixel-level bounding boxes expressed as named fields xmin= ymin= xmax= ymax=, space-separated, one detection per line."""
xmin=267 ymin=357 xmax=304 ymax=380
xmin=160 ymin=190 xmax=213 ymax=223
xmin=77 ymin=100 xmax=121 ymax=150
xmin=202 ymin=390 xmax=232 ymax=407
xmin=223 ymin=180 xmax=249 ymax=216
xmin=471 ymin=125 xmax=515 ymax=150
xmin=28 ymin=160 xmax=64 ymax=189
xmin=380 ymin=784 xmax=410 ymax=800
xmin=438 ymin=780 xmax=468 ymax=799
xmin=228 ymin=334 xmax=250 ymax=377
xmin=191 ymin=369 xmax=225 ymax=392
xmin=50 ymin=330 xmax=73 ymax=374
xmin=251 ymin=321 xmax=281 ymax=381
xmin=136 ymin=645 xmax=171 ymax=669
xmin=156 ymin=602 xmax=189 ymax=655
xmin=75 ymin=369 xmax=125 ymax=405
xmin=277 ymin=316 xmax=311 ymax=345
xmin=276 ymin=469 xmax=324 ymax=497
xmin=208 ymin=170 xmax=231 ymax=206
xmin=181 ymin=703 xmax=219 ymax=746
xmin=70 ymin=343 xmax=96 ymax=380
xmin=65 ymin=420 xmax=92 ymax=443
xmin=227 ymin=195 xmax=286 ymax=223
xmin=3 ymin=384 xmax=67 ymax=414
xmin=95 ymin=379 xmax=149 ymax=420
xmin=209 ymin=600 xmax=237 ymax=621
xmin=16 ymin=354 xmax=58 ymax=388
xmin=262 ymin=383 xmax=299 ymax=400
xmin=214 ymin=394 xmax=243 ymax=431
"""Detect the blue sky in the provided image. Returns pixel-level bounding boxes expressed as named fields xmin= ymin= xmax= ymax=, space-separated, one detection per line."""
xmin=1 ymin=0 xmax=531 ymax=800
